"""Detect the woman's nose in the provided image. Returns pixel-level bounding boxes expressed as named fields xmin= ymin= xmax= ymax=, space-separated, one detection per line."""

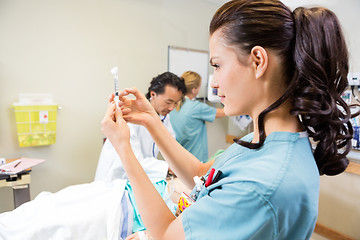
xmin=210 ymin=75 xmax=218 ymax=89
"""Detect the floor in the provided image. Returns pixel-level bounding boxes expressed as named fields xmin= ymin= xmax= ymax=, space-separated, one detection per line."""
xmin=310 ymin=233 xmax=329 ymax=240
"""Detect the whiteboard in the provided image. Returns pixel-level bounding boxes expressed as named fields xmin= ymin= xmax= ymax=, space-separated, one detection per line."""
xmin=167 ymin=46 xmax=209 ymax=98
xmin=207 ymin=74 xmax=221 ymax=103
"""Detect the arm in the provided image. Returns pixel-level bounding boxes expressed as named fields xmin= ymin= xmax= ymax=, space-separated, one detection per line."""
xmin=102 ymin=102 xmax=185 ymax=240
xmin=144 ymin=115 xmax=214 ymax=187
xmin=119 ymin=88 xmax=213 ymax=188
xmin=128 ymin=124 xmax=169 ymax=181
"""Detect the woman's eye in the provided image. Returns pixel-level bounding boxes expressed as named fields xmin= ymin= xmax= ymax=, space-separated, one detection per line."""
xmin=211 ymin=64 xmax=219 ymax=69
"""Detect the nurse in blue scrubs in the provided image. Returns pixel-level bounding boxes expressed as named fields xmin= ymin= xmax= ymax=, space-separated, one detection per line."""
xmin=102 ymin=1 xmax=358 ymax=239
xmin=170 ymin=71 xmax=225 ymax=163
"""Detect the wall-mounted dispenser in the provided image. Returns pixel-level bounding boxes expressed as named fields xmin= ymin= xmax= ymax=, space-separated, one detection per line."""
xmin=13 ymin=94 xmax=59 ymax=147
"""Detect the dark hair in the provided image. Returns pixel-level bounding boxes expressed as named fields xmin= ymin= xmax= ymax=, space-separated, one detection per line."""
xmin=145 ymin=72 xmax=186 ymax=100
xmin=210 ymin=0 xmax=358 ymax=175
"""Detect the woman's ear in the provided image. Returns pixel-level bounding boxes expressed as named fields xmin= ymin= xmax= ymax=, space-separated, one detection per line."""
xmin=191 ymin=87 xmax=197 ymax=95
xmin=250 ymin=46 xmax=268 ymax=79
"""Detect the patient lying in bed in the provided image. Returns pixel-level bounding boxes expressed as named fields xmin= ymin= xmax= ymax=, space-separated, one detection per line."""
xmin=0 ymin=180 xmax=132 ymax=240
xmin=0 ymin=139 xmax=177 ymax=240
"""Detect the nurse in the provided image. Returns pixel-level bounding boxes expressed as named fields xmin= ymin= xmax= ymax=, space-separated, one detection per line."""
xmin=170 ymin=71 xmax=225 ymax=163
xmin=102 ymin=0 xmax=357 ymax=239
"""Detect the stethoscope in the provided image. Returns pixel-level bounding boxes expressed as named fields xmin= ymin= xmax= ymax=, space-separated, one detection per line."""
xmin=152 ymin=115 xmax=167 ymax=158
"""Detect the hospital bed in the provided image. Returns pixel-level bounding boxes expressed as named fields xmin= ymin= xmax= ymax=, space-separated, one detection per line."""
xmin=0 ymin=180 xmax=133 ymax=240
xmin=0 ymin=175 xmax=189 ymax=240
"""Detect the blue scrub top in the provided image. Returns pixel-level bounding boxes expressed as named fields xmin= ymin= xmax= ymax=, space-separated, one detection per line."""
xmin=170 ymin=98 xmax=217 ymax=162
xmin=182 ymin=131 xmax=320 ymax=240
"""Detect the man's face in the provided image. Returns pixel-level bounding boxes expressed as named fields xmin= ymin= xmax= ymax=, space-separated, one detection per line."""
xmin=150 ymin=85 xmax=183 ymax=116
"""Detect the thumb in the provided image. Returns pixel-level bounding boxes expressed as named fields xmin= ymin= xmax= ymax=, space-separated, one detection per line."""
xmin=114 ymin=104 xmax=124 ymax=123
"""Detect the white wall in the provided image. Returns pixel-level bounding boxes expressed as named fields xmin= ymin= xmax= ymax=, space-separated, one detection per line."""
xmin=0 ymin=0 xmax=220 ymax=212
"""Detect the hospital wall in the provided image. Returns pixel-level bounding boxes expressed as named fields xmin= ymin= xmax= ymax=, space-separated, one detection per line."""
xmin=0 ymin=0 xmax=223 ymax=212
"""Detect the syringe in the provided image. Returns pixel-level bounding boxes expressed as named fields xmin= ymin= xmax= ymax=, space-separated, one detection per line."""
xmin=111 ymin=66 xmax=120 ymax=108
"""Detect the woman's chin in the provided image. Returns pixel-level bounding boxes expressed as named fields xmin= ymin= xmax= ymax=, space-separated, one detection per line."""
xmin=224 ymin=106 xmax=244 ymax=117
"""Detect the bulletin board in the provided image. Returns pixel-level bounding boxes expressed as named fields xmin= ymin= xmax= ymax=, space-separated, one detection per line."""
xmin=167 ymin=46 xmax=209 ymax=99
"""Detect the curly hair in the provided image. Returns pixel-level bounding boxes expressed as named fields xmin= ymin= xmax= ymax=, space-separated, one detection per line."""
xmin=210 ymin=0 xmax=358 ymax=175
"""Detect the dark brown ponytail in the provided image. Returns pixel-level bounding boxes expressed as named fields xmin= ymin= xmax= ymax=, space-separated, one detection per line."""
xmin=290 ymin=7 xmax=357 ymax=175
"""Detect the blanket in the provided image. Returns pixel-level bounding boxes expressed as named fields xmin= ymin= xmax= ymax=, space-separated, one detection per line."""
xmin=0 ymin=180 xmax=132 ymax=240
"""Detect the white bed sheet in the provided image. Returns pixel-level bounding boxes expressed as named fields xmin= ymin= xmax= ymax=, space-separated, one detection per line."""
xmin=0 ymin=179 xmax=132 ymax=240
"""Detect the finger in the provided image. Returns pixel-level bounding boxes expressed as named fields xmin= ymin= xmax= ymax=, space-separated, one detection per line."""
xmin=108 ymin=93 xmax=115 ymax=103
xmin=122 ymin=117 xmax=132 ymax=123
xmin=118 ymin=87 xmax=145 ymax=102
xmin=124 ymin=87 xmax=146 ymax=101
xmin=105 ymin=102 xmax=116 ymax=118
xmin=108 ymin=100 xmax=116 ymax=108
xmin=112 ymin=107 xmax=118 ymax=122
xmin=121 ymin=108 xmax=131 ymax=115
xmin=118 ymin=89 xmax=131 ymax=98
xmin=118 ymin=100 xmax=125 ymax=108
xmin=125 ymin=233 xmax=135 ymax=240
xmin=114 ymin=106 xmax=125 ymax=123
xmin=115 ymin=106 xmax=123 ymax=118
xmin=122 ymin=114 xmax=132 ymax=122
xmin=101 ymin=103 xmax=116 ymax=128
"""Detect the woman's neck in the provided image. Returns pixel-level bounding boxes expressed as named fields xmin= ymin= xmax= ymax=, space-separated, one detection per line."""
xmin=185 ymin=93 xmax=196 ymax=100
xmin=251 ymin=104 xmax=303 ymax=143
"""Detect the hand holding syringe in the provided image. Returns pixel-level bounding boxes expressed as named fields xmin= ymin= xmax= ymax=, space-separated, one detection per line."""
xmin=111 ymin=66 xmax=120 ymax=108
